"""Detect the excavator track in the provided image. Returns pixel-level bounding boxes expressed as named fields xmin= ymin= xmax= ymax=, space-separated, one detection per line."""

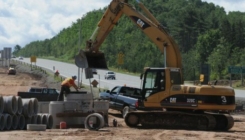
xmin=125 ymin=111 xmax=234 ymax=131
xmin=205 ymin=112 xmax=234 ymax=131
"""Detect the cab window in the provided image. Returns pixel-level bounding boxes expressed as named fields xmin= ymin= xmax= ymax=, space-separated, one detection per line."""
xmin=111 ymin=87 xmax=120 ymax=94
xmin=143 ymin=70 xmax=165 ymax=98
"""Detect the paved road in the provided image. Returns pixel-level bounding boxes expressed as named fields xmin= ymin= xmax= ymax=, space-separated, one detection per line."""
xmin=17 ymin=58 xmax=141 ymax=90
xmin=17 ymin=58 xmax=245 ymax=97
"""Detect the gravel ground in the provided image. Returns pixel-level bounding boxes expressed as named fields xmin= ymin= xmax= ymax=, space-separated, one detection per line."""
xmin=0 ymin=61 xmax=245 ymax=140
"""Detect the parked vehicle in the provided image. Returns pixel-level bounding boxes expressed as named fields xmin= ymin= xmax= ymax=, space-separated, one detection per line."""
xmin=19 ymin=56 xmax=23 ymax=60
xmin=7 ymin=67 xmax=16 ymax=75
xmin=7 ymin=64 xmax=17 ymax=75
xmin=104 ymin=71 xmax=116 ymax=80
xmin=18 ymin=87 xmax=60 ymax=101
xmin=99 ymin=86 xmax=141 ymax=118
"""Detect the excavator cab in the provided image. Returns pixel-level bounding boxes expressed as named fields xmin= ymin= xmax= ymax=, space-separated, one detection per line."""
xmin=140 ymin=67 xmax=182 ymax=99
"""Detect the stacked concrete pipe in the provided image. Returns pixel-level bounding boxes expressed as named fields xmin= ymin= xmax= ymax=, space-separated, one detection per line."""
xmin=39 ymin=113 xmax=47 ymax=126
xmin=0 ymin=96 xmax=4 ymax=114
xmin=36 ymin=114 xmax=42 ymax=124
xmin=11 ymin=115 xmax=18 ymax=130
xmin=22 ymin=99 xmax=33 ymax=118
xmin=0 ymin=114 xmax=4 ymax=130
xmin=17 ymin=115 xmax=25 ymax=130
xmin=3 ymin=96 xmax=17 ymax=115
xmin=31 ymin=98 xmax=39 ymax=115
xmin=44 ymin=113 xmax=53 ymax=129
xmin=16 ymin=96 xmax=23 ymax=115
xmin=0 ymin=95 xmax=53 ymax=131
xmin=3 ymin=114 xmax=12 ymax=130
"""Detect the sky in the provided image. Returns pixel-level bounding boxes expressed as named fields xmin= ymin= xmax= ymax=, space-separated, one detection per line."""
xmin=0 ymin=0 xmax=244 ymax=51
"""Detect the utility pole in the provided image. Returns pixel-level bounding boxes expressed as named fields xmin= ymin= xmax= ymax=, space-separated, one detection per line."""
xmin=78 ymin=19 xmax=82 ymax=87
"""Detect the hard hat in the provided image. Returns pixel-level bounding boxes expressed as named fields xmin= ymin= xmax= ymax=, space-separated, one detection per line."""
xmin=72 ymin=75 xmax=77 ymax=80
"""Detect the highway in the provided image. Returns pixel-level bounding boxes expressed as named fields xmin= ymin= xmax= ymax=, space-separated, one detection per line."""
xmin=17 ymin=57 xmax=245 ymax=98
xmin=17 ymin=57 xmax=141 ymax=90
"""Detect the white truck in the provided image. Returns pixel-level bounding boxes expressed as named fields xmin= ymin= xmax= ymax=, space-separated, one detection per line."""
xmin=104 ymin=71 xmax=116 ymax=80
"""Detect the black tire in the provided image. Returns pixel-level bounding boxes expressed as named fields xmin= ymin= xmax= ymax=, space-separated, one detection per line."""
xmin=122 ymin=106 xmax=130 ymax=118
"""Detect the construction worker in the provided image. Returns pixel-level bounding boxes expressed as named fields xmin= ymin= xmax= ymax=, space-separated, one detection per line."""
xmin=54 ymin=70 xmax=59 ymax=77
xmin=57 ymin=75 xmax=79 ymax=101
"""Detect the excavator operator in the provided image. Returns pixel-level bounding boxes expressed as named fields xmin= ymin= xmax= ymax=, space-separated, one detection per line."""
xmin=57 ymin=75 xmax=79 ymax=101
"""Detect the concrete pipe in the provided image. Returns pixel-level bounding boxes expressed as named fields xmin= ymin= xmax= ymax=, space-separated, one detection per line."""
xmin=3 ymin=96 xmax=17 ymax=115
xmin=17 ymin=115 xmax=25 ymax=130
xmin=84 ymin=113 xmax=105 ymax=131
xmin=49 ymin=101 xmax=65 ymax=129
xmin=39 ymin=113 xmax=47 ymax=126
xmin=22 ymin=99 xmax=33 ymax=118
xmin=25 ymin=117 xmax=32 ymax=125
xmin=44 ymin=114 xmax=53 ymax=129
xmin=0 ymin=96 xmax=4 ymax=114
xmin=38 ymin=102 xmax=49 ymax=113
xmin=11 ymin=115 xmax=18 ymax=130
xmin=36 ymin=114 xmax=42 ymax=124
xmin=3 ymin=114 xmax=12 ymax=130
xmin=16 ymin=96 xmax=23 ymax=115
xmin=0 ymin=114 xmax=5 ymax=130
xmin=25 ymin=115 xmax=36 ymax=129
xmin=31 ymin=98 xmax=38 ymax=115
xmin=64 ymin=94 xmax=93 ymax=112
xmin=31 ymin=115 xmax=38 ymax=124
xmin=49 ymin=101 xmax=80 ymax=129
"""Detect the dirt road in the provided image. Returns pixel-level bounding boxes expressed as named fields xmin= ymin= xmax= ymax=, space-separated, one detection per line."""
xmin=0 ymin=63 xmax=245 ymax=140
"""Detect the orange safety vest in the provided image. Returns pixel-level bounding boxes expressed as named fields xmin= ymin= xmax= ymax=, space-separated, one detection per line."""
xmin=61 ymin=77 xmax=75 ymax=87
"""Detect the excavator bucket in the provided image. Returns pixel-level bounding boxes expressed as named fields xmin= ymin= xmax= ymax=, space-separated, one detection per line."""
xmin=75 ymin=50 xmax=108 ymax=69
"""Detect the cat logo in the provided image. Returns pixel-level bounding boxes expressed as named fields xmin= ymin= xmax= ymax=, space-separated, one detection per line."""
xmin=137 ymin=19 xmax=145 ymax=28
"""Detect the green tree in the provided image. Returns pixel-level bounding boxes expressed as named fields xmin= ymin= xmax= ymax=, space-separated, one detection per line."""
xmin=13 ymin=45 xmax=22 ymax=56
xmin=207 ymin=37 xmax=231 ymax=79
xmin=196 ymin=29 xmax=220 ymax=64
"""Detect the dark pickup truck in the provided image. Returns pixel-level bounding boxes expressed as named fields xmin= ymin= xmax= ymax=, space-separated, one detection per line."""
xmin=99 ymin=86 xmax=141 ymax=118
xmin=17 ymin=87 xmax=60 ymax=101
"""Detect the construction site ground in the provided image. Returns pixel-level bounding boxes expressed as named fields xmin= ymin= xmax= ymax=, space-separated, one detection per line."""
xmin=0 ymin=63 xmax=245 ymax=140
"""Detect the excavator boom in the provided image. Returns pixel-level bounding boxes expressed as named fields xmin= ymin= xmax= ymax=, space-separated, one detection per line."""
xmin=75 ymin=0 xmax=181 ymax=71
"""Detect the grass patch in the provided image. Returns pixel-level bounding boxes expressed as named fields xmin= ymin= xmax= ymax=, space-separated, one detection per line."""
xmin=233 ymin=80 xmax=245 ymax=90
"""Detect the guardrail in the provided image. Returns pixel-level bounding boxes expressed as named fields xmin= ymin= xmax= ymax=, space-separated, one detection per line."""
xmin=10 ymin=60 xmax=101 ymax=96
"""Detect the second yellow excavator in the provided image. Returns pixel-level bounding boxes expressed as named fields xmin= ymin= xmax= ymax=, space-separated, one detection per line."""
xmin=75 ymin=0 xmax=235 ymax=131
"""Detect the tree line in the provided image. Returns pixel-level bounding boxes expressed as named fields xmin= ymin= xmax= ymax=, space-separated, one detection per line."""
xmin=14 ymin=0 xmax=245 ymax=81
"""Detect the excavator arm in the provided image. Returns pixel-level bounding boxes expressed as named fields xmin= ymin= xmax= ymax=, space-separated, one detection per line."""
xmin=76 ymin=0 xmax=182 ymax=70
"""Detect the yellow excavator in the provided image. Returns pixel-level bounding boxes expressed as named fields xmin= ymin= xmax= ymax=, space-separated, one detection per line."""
xmin=75 ymin=0 xmax=236 ymax=131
